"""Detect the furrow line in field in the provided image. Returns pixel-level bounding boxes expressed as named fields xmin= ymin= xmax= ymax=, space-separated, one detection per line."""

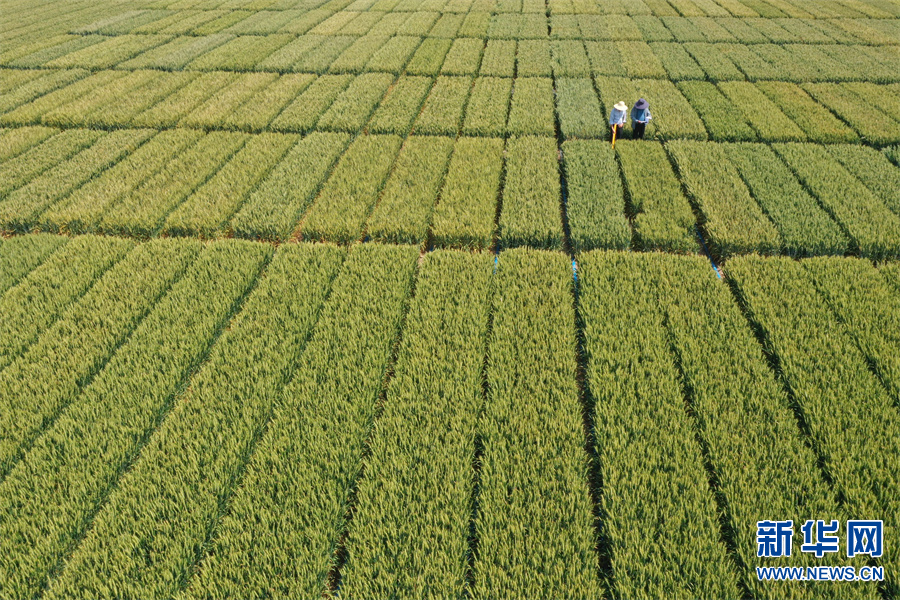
xmin=17 ymin=241 xmax=269 ymax=599
xmin=41 ymin=242 xmax=351 ymax=600
xmin=0 ymin=232 xmax=68 ymax=299
xmin=464 ymin=264 xmax=496 ymax=597
xmin=41 ymin=244 xmax=417 ymax=599
xmin=324 ymin=251 xmax=423 ymax=594
xmin=726 ymin=255 xmax=900 ymax=594
xmin=570 ymin=264 xmax=614 ymax=595
xmin=0 ymin=235 xmax=131 ymax=374
xmin=659 ymin=308 xmax=754 ymax=600
xmin=722 ymin=267 xmax=841 ymax=495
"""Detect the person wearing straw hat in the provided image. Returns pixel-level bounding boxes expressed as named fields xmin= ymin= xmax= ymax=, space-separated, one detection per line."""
xmin=631 ymin=98 xmax=652 ymax=139
xmin=609 ymin=100 xmax=627 ymax=141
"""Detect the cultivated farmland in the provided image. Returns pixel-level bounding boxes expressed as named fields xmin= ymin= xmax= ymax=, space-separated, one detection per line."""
xmin=1 ymin=0 xmax=899 ymax=597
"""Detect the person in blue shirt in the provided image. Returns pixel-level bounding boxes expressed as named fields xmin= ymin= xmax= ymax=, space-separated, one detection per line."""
xmin=631 ymin=98 xmax=652 ymax=139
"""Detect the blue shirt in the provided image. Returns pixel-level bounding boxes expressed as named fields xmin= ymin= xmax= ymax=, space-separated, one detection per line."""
xmin=631 ymin=107 xmax=652 ymax=123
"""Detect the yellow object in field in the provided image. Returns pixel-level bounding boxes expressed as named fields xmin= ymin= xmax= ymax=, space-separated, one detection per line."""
xmin=611 ymin=125 xmax=617 ymax=149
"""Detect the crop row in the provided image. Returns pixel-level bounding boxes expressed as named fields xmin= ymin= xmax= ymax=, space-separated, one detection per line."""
xmin=7 ymin=31 xmax=900 ymax=90
xmin=0 ymin=127 xmax=57 ymax=172
xmin=773 ymin=143 xmax=900 ymax=257
xmin=305 ymin=246 xmax=603 ymax=597
xmin=804 ymin=257 xmax=900 ymax=408
xmin=647 ymin=253 xmax=872 ymax=599
xmin=0 ymin=239 xmax=273 ymax=599
xmin=614 ymin=139 xmax=697 ymax=252
xmin=595 ymin=75 xmax=900 ymax=144
xmin=577 ymin=250 xmax=897 ymax=598
xmin=475 ymin=247 xmax=600 ymax=596
xmin=161 ymin=131 xmax=298 ymax=238
xmin=0 ymin=129 xmax=155 ymax=231
xmin=668 ymin=140 xmax=780 ymax=256
xmin=0 ymin=128 xmax=492 ymax=247
xmin=47 ymin=243 xmax=417 ymax=599
xmin=0 ymin=236 xmax=131 ymax=372
xmin=336 ymin=250 xmax=493 ymax=597
xmin=0 ymin=127 xmax=295 ymax=239
xmin=0 ymin=128 xmax=104 ymax=197
xmin=36 ymin=10 xmax=900 ymax=46
xmin=667 ymin=139 xmax=900 ymax=259
xmin=5 ymin=0 xmax=898 ymax=63
xmin=563 ymin=135 xmax=900 ymax=258
xmin=93 ymin=130 xmax=250 ymax=238
xmin=551 ymin=0 xmax=899 ymax=19
xmin=562 ymin=139 xmax=632 ymax=252
xmin=0 ymin=69 xmax=472 ymax=136
xmin=0 ymin=238 xmax=333 ymax=599
xmin=4 ymin=124 xmax=900 ymax=256
xmin=2 ymin=3 xmax=162 ymax=50
xmin=563 ymin=135 xmax=900 ymax=256
xmin=6 ymin=67 xmax=900 ymax=149
xmin=0 ymin=232 xmax=68 ymax=297
xmin=0 ymin=69 xmax=88 ymax=116
xmin=302 ymin=133 xmax=559 ymax=250
xmin=1 ymin=229 xmax=898 ymax=595
xmin=0 ymin=216 xmax=588 ymax=598
xmin=44 ymin=0 xmax=900 ymax=22
xmin=669 ymin=140 xmax=900 ymax=258
xmin=727 ymin=255 xmax=900 ymax=595
xmin=0 ymin=238 xmax=203 ymax=490
xmin=578 ymin=251 xmax=739 ymax=598
xmin=365 ymin=135 xmax=455 ymax=245
xmin=804 ymin=257 xmax=900 ymax=595
xmin=427 ymin=136 xmax=503 ymax=249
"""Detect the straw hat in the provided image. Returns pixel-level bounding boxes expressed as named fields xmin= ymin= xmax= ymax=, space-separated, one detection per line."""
xmin=634 ymin=98 xmax=649 ymax=110
xmin=614 ymin=101 xmax=628 ymax=111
